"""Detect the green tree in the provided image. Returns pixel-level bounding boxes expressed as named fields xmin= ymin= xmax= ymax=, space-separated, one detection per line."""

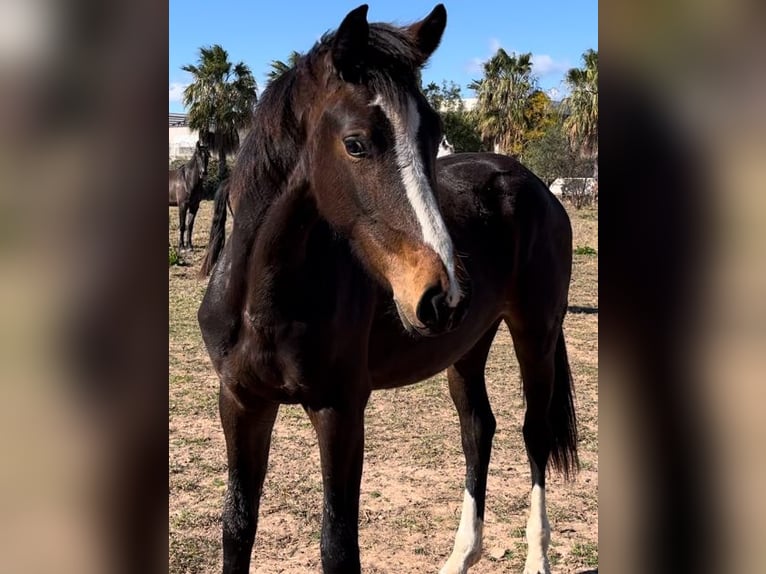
xmin=523 ymin=116 xmax=581 ymax=186
xmin=423 ymin=80 xmax=463 ymax=112
xmin=563 ymin=49 xmax=598 ymax=179
xmin=267 ymin=51 xmax=303 ymax=83
xmin=523 ymin=117 xmax=572 ymax=186
xmin=469 ymin=49 xmax=535 ymax=155
xmin=521 ymin=89 xmax=555 ymax=154
xmin=442 ymin=111 xmax=483 ymax=152
xmin=182 ymin=45 xmax=258 ymax=180
xmin=524 ymin=113 xmax=595 ymax=209
xmin=422 ymin=81 xmax=482 ymax=152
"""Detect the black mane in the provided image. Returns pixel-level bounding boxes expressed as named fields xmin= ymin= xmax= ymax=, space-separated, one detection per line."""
xmin=321 ymin=23 xmax=424 ymax=95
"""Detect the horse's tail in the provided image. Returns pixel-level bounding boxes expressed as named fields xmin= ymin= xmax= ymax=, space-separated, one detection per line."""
xmin=199 ymin=179 xmax=230 ymax=277
xmin=549 ymin=328 xmax=579 ymax=479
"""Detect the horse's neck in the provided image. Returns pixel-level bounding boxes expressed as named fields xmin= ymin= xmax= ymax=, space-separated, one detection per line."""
xmin=243 ymin=183 xmax=320 ymax=327
xmin=186 ymin=156 xmax=201 ymax=185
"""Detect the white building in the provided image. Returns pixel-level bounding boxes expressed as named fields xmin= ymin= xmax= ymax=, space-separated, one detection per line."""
xmin=169 ymin=113 xmax=199 ymax=160
xmin=549 ymin=177 xmax=597 ymax=197
xmin=462 ymin=97 xmax=478 ymax=111
xmin=436 ymin=97 xmax=478 ymax=113
xmin=169 ymin=112 xmax=252 ymax=162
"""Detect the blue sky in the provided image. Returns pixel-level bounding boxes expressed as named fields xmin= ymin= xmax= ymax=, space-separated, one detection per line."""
xmin=169 ymin=0 xmax=597 ymax=113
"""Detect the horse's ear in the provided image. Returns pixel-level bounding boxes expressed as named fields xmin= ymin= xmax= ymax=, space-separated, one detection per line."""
xmin=407 ymin=4 xmax=447 ymax=65
xmin=332 ymin=4 xmax=369 ymax=82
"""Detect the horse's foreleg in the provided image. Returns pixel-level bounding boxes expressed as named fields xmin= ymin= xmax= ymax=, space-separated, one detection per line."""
xmin=219 ymin=385 xmax=279 ymax=574
xmin=306 ymin=392 xmax=369 ymax=574
xmin=186 ymin=201 xmax=200 ymax=249
xmin=440 ymin=324 xmax=498 ymax=574
xmin=178 ymin=202 xmax=187 ymax=250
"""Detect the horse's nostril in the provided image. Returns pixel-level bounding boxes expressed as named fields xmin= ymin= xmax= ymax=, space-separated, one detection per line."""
xmin=416 ymin=285 xmax=448 ymax=330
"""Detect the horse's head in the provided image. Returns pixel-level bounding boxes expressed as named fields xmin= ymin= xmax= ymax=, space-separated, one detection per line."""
xmin=195 ymin=141 xmax=210 ymax=177
xmin=301 ymin=4 xmax=467 ymax=336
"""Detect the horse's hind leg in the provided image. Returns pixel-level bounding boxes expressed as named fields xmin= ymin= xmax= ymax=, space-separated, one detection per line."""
xmin=440 ymin=321 xmax=500 ymax=574
xmin=506 ymin=319 xmax=578 ymax=574
xmin=219 ymin=385 xmax=279 ymax=574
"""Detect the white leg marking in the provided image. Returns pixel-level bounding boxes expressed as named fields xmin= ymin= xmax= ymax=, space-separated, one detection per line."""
xmin=524 ymin=484 xmax=551 ymax=574
xmin=372 ymin=94 xmax=461 ymax=306
xmin=440 ymin=489 xmax=483 ymax=574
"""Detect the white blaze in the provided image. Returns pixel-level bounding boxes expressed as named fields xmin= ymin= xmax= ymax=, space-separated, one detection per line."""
xmin=372 ymin=94 xmax=461 ymax=306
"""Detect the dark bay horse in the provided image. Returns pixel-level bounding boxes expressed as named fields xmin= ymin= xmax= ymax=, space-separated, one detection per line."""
xmin=169 ymin=140 xmax=209 ymax=249
xmin=197 ymin=5 xmax=577 ymax=574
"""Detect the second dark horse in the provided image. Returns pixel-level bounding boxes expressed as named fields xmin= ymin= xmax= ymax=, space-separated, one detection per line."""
xmin=169 ymin=140 xmax=210 ymax=250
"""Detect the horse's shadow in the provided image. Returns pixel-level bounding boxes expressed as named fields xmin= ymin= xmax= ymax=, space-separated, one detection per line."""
xmin=568 ymin=305 xmax=598 ymax=315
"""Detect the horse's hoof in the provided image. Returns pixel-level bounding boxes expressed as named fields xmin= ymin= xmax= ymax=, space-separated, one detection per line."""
xmin=523 ymin=561 xmax=551 ymax=574
xmin=439 ymin=550 xmax=481 ymax=574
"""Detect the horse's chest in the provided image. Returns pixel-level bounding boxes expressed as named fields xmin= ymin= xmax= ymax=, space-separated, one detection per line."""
xmin=221 ymin=320 xmax=317 ymax=405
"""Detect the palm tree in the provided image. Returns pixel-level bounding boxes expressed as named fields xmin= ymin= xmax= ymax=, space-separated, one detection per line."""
xmin=267 ymin=51 xmax=303 ymax=83
xmin=469 ymin=49 xmax=535 ymax=155
xmin=182 ymin=45 xmax=258 ymax=180
xmin=563 ymin=49 xmax=598 ymax=179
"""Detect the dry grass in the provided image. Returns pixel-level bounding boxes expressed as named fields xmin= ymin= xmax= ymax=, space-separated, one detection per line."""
xmin=169 ymin=201 xmax=598 ymax=573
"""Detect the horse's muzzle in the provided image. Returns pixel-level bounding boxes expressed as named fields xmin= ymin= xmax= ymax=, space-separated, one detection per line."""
xmin=414 ymin=282 xmax=471 ymax=336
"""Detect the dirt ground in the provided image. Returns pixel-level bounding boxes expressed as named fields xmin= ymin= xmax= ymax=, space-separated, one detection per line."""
xmin=169 ymin=201 xmax=598 ymax=573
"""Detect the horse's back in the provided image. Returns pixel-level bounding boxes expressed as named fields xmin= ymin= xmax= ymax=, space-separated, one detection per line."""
xmin=436 ymin=152 xmax=560 ymax=214
xmin=436 ymin=151 xmax=572 ymax=321
xmin=435 ymin=152 xmax=569 ymax=251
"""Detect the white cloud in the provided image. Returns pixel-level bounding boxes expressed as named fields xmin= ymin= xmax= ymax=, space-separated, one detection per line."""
xmin=545 ymin=80 xmax=572 ymax=102
xmin=465 ymin=57 xmax=484 ymax=75
xmin=168 ymin=82 xmax=187 ymax=103
xmin=466 ymin=38 xmax=505 ymax=75
xmin=531 ymin=54 xmax=570 ymax=77
xmin=467 ymin=42 xmax=571 ymax=84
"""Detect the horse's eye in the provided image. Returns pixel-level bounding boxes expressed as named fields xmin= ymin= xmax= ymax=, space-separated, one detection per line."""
xmin=343 ymin=137 xmax=367 ymax=158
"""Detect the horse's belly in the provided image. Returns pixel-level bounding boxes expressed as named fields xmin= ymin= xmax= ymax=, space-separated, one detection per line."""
xmin=369 ymin=348 xmax=459 ymax=389
xmin=368 ymin=307 xmax=502 ymax=389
